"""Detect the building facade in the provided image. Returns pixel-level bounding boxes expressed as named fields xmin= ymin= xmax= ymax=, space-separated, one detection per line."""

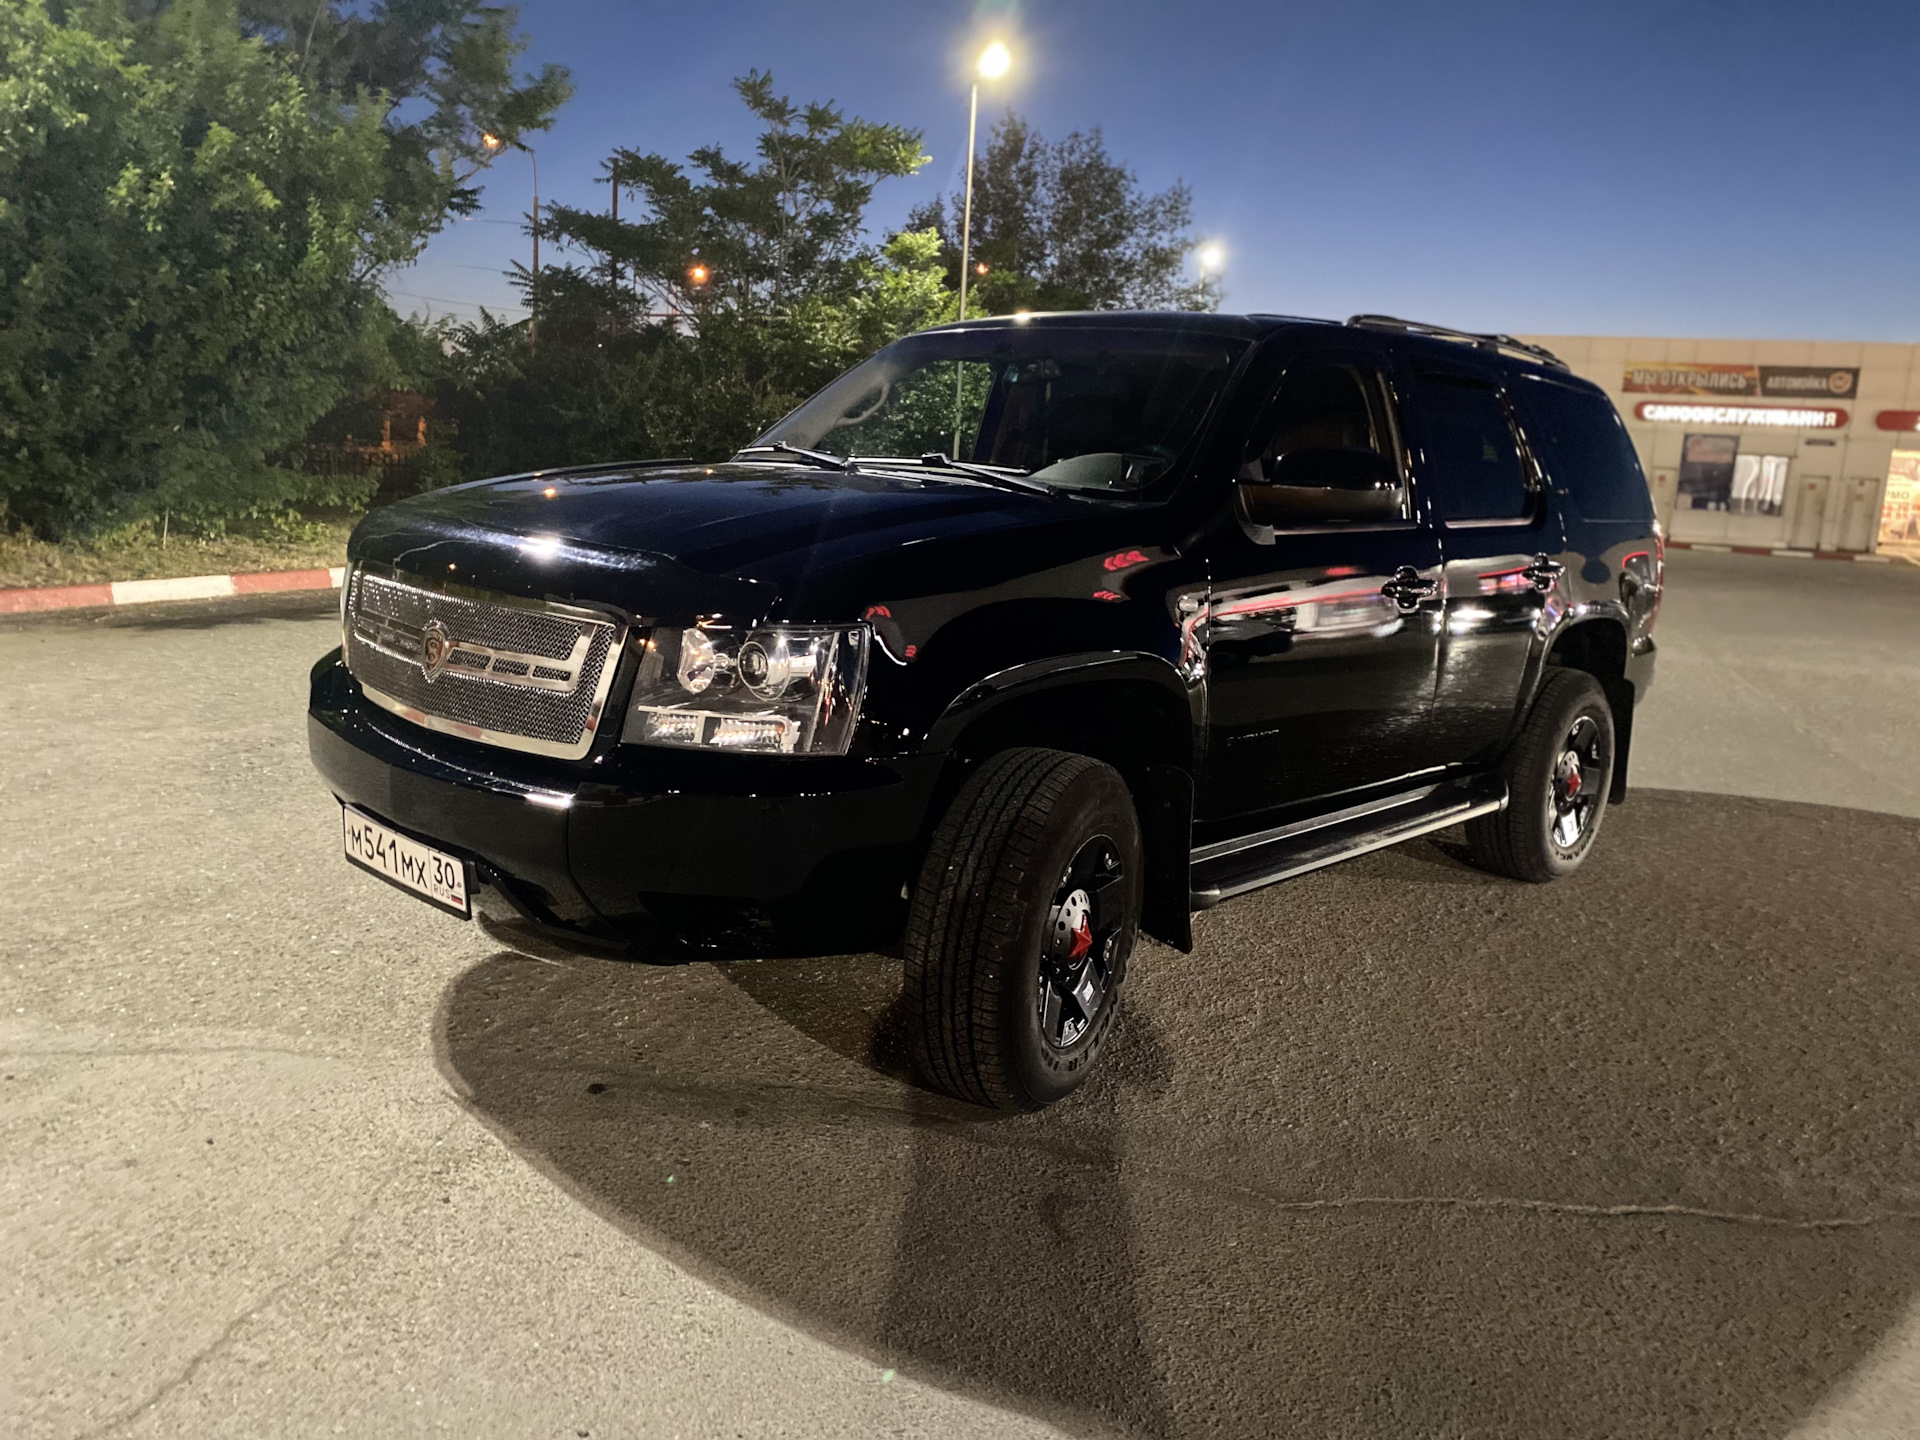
xmin=1516 ymin=334 xmax=1920 ymax=560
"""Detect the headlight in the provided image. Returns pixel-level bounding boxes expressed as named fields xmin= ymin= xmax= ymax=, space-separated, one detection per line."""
xmin=621 ymin=623 xmax=870 ymax=755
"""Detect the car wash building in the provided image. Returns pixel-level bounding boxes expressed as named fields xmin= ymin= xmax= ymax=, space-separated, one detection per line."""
xmin=1513 ymin=335 xmax=1920 ymax=561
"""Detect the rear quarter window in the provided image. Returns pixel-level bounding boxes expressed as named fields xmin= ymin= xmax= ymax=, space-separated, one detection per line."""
xmin=1514 ymin=378 xmax=1652 ymax=522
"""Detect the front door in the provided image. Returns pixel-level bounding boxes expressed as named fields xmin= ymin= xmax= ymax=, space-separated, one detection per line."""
xmin=1399 ymin=368 xmax=1561 ymax=765
xmin=1789 ymin=474 xmax=1830 ymax=550
xmin=1200 ymin=351 xmax=1446 ymax=826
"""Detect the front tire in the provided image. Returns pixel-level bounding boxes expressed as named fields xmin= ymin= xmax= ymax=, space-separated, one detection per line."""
xmin=904 ymin=748 xmax=1143 ymax=1110
xmin=1467 ymin=668 xmax=1616 ymax=883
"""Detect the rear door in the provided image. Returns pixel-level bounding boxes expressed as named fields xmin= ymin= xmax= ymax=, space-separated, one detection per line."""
xmin=1199 ymin=342 xmax=1447 ymax=824
xmin=1396 ymin=364 xmax=1563 ymax=765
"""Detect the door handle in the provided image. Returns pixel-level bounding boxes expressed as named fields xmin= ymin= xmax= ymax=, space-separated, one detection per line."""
xmin=1380 ymin=566 xmax=1438 ymax=611
xmin=1523 ymin=554 xmax=1565 ymax=592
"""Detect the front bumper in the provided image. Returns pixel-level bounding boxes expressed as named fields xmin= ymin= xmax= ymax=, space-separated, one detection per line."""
xmin=308 ymin=651 xmax=946 ymax=945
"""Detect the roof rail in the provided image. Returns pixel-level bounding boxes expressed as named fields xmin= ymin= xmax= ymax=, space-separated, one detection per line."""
xmin=1345 ymin=314 xmax=1569 ymax=372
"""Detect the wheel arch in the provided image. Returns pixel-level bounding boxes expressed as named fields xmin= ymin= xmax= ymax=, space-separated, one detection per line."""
xmin=924 ymin=652 xmax=1198 ymax=952
xmin=1539 ymin=611 xmax=1635 ymax=804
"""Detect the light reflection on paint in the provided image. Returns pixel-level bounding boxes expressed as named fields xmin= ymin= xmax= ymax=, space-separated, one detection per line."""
xmin=1475 ymin=565 xmax=1533 ymax=595
xmin=1208 ymin=575 xmax=1409 ymax=640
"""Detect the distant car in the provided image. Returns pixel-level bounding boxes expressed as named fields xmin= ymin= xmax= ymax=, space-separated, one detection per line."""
xmin=310 ymin=311 xmax=1661 ymax=1109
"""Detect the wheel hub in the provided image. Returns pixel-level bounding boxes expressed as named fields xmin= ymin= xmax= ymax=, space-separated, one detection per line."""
xmin=1549 ymin=717 xmax=1605 ymax=849
xmin=1039 ymin=837 xmax=1123 ymax=1051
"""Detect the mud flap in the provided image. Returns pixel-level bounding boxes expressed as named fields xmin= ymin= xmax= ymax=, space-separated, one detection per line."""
xmin=1131 ymin=762 xmax=1195 ymax=953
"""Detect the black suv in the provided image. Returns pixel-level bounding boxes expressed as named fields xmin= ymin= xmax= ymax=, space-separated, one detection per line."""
xmin=310 ymin=311 xmax=1661 ymax=1109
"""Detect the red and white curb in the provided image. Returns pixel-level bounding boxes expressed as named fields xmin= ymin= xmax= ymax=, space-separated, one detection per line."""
xmin=0 ymin=566 xmax=345 ymax=615
xmin=1665 ymin=541 xmax=1901 ymax=563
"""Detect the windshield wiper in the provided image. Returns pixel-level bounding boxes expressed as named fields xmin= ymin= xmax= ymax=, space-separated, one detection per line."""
xmin=917 ymin=452 xmax=1052 ymax=495
xmin=739 ymin=442 xmax=858 ymax=472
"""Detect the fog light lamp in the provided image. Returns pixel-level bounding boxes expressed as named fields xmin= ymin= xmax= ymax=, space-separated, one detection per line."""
xmin=710 ymin=717 xmax=792 ymax=751
xmin=643 ymin=711 xmax=704 ymax=745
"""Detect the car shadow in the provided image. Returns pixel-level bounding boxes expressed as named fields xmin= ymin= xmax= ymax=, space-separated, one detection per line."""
xmin=435 ymin=790 xmax=1920 ymax=1439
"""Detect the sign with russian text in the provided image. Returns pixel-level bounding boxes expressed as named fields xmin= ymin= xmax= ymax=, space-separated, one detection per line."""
xmin=1760 ymin=366 xmax=1858 ymax=399
xmin=1625 ymin=362 xmax=1757 ymax=396
xmin=1633 ymin=401 xmax=1848 ymax=429
xmin=1624 ymin=363 xmax=1858 ymax=400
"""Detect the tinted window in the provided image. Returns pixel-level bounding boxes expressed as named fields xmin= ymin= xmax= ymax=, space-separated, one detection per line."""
xmin=752 ymin=328 xmax=1245 ymax=493
xmin=1239 ymin=365 xmax=1384 ymax=480
xmin=1404 ymin=376 xmax=1529 ymax=521
xmin=1515 ymin=378 xmax=1653 ymax=521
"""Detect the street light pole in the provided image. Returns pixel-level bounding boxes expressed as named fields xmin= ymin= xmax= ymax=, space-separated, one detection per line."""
xmin=480 ymin=132 xmax=540 ymax=355
xmin=957 ymin=79 xmax=979 ymax=327
xmin=953 ymin=41 xmax=1010 ymax=455
xmin=956 ymin=40 xmax=1010 ymax=324
xmin=528 ymin=144 xmax=540 ymax=356
xmin=608 ymin=162 xmax=620 ymax=338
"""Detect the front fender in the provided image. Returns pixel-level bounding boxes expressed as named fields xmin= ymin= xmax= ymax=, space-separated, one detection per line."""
xmin=922 ymin=651 xmax=1199 ymax=953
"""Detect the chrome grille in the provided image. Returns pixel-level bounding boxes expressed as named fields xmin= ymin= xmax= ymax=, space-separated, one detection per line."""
xmin=344 ymin=568 xmax=626 ymax=760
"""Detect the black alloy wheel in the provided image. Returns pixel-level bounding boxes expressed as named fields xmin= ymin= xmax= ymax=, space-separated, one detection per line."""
xmin=1038 ymin=835 xmax=1127 ymax=1052
xmin=905 ymin=748 xmax=1143 ymax=1110
xmin=1549 ymin=714 xmax=1606 ymax=851
xmin=1467 ymin=667 xmax=1616 ymax=883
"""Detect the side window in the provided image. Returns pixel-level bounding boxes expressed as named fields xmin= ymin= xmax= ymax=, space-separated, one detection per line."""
xmin=1513 ymin=378 xmax=1653 ymax=522
xmin=1404 ymin=375 xmax=1531 ymax=522
xmin=1239 ymin=365 xmax=1388 ymax=481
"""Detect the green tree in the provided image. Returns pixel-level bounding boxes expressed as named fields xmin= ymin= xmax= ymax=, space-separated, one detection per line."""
xmin=0 ymin=0 xmax=399 ymax=535
xmin=0 ymin=0 xmax=568 ymax=538
xmin=538 ymin=70 xmax=927 ymax=325
xmin=910 ymin=112 xmax=1218 ymax=314
xmin=435 ymin=228 xmax=955 ymax=477
xmin=235 ymin=0 xmax=572 ymax=271
xmin=430 ymin=73 xmax=945 ymax=478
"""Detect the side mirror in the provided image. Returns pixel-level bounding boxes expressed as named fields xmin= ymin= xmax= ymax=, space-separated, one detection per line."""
xmin=1240 ymin=446 xmax=1404 ymax=524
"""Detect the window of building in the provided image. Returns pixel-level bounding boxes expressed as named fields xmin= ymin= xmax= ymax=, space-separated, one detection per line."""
xmin=1677 ymin=433 xmax=1739 ymax=510
xmin=1881 ymin=452 xmax=1920 ymax=558
xmin=1729 ymin=454 xmax=1789 ymax=516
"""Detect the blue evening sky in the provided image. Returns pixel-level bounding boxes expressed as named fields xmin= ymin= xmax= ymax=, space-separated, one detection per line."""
xmin=391 ymin=0 xmax=1920 ymax=342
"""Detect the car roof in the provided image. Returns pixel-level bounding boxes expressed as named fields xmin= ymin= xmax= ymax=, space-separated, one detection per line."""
xmin=915 ymin=310 xmax=1609 ymax=398
xmin=917 ymin=311 xmax=1329 ymax=341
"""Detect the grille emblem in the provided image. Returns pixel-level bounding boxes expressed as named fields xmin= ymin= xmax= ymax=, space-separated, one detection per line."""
xmin=420 ymin=619 xmax=454 ymax=681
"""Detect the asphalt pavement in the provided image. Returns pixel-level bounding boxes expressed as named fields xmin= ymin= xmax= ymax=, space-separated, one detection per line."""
xmin=2 ymin=549 xmax=1917 ymax=1439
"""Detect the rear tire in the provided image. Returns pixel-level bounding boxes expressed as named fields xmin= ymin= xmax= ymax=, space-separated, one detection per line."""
xmin=1467 ymin=668 xmax=1615 ymax=883
xmin=904 ymin=748 xmax=1143 ymax=1110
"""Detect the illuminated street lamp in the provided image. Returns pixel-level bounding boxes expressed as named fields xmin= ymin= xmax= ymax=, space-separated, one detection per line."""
xmin=956 ymin=41 xmax=1012 ymax=326
xmin=953 ymin=40 xmax=1011 ymax=454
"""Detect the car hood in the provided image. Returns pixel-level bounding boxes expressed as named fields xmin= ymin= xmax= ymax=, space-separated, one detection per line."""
xmin=348 ymin=460 xmax=1134 ymax=622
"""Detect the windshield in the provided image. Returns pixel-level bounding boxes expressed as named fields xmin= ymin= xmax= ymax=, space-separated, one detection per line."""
xmin=745 ymin=326 xmax=1247 ymax=492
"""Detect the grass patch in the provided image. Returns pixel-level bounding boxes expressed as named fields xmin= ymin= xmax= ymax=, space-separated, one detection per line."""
xmin=0 ymin=514 xmax=360 ymax=590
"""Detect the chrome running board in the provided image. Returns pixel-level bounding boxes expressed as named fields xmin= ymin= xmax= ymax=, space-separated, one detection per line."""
xmin=1189 ymin=775 xmax=1507 ymax=910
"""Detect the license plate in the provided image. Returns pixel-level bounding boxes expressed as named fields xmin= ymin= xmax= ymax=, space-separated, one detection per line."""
xmin=341 ymin=806 xmax=469 ymax=918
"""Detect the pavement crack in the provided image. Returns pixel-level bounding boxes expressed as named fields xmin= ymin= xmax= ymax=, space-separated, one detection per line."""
xmin=1 ymin=1044 xmax=352 ymax=1063
xmin=66 ymin=1112 xmax=461 ymax=1440
xmin=1166 ymin=1179 xmax=1920 ymax=1232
